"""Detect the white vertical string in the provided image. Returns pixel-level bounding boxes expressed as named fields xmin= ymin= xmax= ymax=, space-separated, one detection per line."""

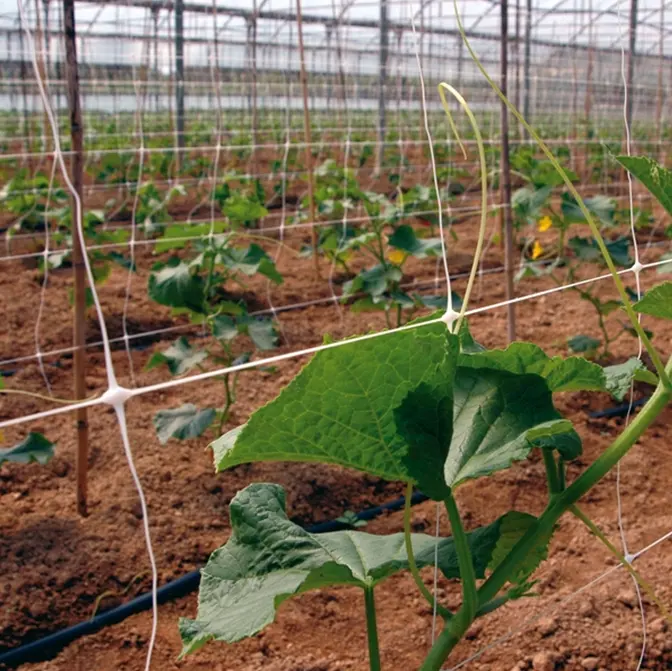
xmin=34 ymin=158 xmax=59 ymax=395
xmin=409 ymin=7 xmax=453 ymax=315
xmin=410 ymin=0 xmax=456 ymax=647
xmin=616 ymin=1 xmax=646 ymax=668
xmin=15 ymin=2 xmax=159 ymax=667
xmin=122 ymin=6 xmax=152 ymax=387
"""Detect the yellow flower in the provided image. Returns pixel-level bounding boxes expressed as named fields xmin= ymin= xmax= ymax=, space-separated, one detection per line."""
xmin=531 ymin=240 xmax=543 ymax=260
xmin=388 ymin=249 xmax=407 ymax=266
xmin=537 ymin=215 xmax=552 ymax=232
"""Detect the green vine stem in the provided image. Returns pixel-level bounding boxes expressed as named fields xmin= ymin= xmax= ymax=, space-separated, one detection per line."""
xmin=422 ymin=359 xmax=672 ymax=670
xmin=570 ymin=504 xmax=672 ymax=624
xmin=451 ymin=0 xmax=670 ymax=389
xmin=419 ymin=495 xmax=479 ymax=671
xmin=364 ymin=586 xmax=382 ymax=671
xmin=403 ymin=483 xmax=452 ymax=620
xmin=436 ymin=83 xmax=488 ymax=333
xmin=541 ymin=448 xmax=562 ymax=497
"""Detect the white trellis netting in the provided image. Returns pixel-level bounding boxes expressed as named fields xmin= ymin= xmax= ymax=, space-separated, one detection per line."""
xmin=1 ymin=0 xmax=672 ymax=669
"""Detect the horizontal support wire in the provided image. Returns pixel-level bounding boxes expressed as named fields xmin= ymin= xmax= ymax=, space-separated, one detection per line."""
xmin=2 ymin=254 xmax=670 ymax=429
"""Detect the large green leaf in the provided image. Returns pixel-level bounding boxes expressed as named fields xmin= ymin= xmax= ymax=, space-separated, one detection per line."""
xmin=396 ymin=369 xmax=578 ymax=496
xmin=212 ymin=325 xmax=454 ymax=479
xmin=146 ymin=337 xmax=208 ymax=376
xmin=633 ymin=282 xmax=672 ymax=320
xmin=457 ymin=342 xmax=605 ymax=393
xmin=0 ymin=433 xmax=54 ymax=466
xmin=179 ymin=483 xmax=537 ymax=656
xmin=154 ymin=404 xmax=216 ymax=444
xmin=148 ymin=257 xmax=205 ymax=313
xmin=615 ymin=156 xmax=672 ymax=217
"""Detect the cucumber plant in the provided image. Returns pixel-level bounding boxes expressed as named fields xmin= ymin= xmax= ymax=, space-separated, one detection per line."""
xmin=517 ymin=188 xmax=642 ymax=358
xmin=177 ymin=33 xmax=672 ymax=666
xmin=147 ymin=229 xmax=283 ymax=443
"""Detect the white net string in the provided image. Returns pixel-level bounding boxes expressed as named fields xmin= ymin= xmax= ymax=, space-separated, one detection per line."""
xmin=2 ymin=1 xmax=672 ymax=669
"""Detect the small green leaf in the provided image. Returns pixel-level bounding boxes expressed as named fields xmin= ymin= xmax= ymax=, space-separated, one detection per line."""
xmin=562 ymin=193 xmax=615 ymax=228
xmin=239 ymin=317 xmax=278 ymax=351
xmin=148 ymin=258 xmax=205 ymax=313
xmin=146 ymin=337 xmax=207 ymax=376
xmin=569 ymin=237 xmax=631 ymax=267
xmin=0 ymin=433 xmax=54 ymax=466
xmin=220 ymin=244 xmax=283 ymax=284
xmin=343 ymin=264 xmax=403 ymax=299
xmin=179 ymin=483 xmax=536 ymax=656
xmin=656 ymin=251 xmax=672 ymax=275
xmin=487 ymin=511 xmax=550 ymax=586
xmin=603 ymin=358 xmax=656 ymax=401
xmin=154 ymin=404 xmax=216 ymax=444
xmin=387 ymin=225 xmax=442 ymax=258
xmin=222 ymin=196 xmax=268 ymax=223
xmin=632 ymin=282 xmax=672 ymax=320
xmin=615 ymin=156 xmax=672 ymax=217
xmin=211 ymin=315 xmax=239 ymax=341
xmin=567 ymin=335 xmax=600 ymax=354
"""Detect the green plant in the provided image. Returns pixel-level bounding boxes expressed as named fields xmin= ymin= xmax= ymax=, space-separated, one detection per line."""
xmin=0 ymin=170 xmax=68 ymax=236
xmin=0 ymin=432 xmax=54 ymax=466
xmin=146 ymin=231 xmax=283 ymax=443
xmin=340 ymin=221 xmax=453 ymax=328
xmin=177 ymin=23 xmax=672 ymax=668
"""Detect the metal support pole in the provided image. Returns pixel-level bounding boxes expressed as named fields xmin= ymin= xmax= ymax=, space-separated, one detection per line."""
xmin=376 ymin=0 xmax=389 ymax=173
xmin=296 ymin=0 xmax=319 ymax=277
xmin=656 ymin=0 xmax=664 ymax=156
xmin=501 ymin=0 xmax=516 ymax=342
xmin=17 ymin=15 xmax=31 ymax=152
xmin=523 ymin=0 xmax=532 ymax=133
xmin=152 ymin=6 xmax=159 ymax=114
xmin=626 ymin=0 xmax=638 ymax=134
xmin=63 ymin=0 xmax=89 ymax=517
xmin=175 ymin=0 xmax=185 ymax=167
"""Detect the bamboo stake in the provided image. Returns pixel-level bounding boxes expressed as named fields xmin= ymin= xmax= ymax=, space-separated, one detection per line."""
xmin=295 ymin=0 xmax=319 ymax=277
xmin=63 ymin=0 xmax=89 ymax=517
xmin=500 ymin=0 xmax=516 ymax=342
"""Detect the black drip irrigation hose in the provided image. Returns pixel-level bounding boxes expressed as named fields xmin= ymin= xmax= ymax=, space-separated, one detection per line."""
xmin=0 ymin=489 xmax=429 ymax=668
xmin=588 ymin=396 xmax=648 ymax=419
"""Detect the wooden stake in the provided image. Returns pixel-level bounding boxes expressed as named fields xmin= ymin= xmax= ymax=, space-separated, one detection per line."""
xmin=501 ymin=0 xmax=516 ymax=343
xmin=63 ymin=0 xmax=89 ymax=516
xmin=295 ymin=0 xmax=319 ymax=277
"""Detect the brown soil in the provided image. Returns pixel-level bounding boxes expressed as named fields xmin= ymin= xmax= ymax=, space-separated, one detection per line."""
xmin=1 ymin=211 xmax=672 ymax=671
